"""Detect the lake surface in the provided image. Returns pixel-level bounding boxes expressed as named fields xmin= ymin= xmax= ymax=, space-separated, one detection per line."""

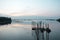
xmin=0 ymin=19 xmax=60 ymax=40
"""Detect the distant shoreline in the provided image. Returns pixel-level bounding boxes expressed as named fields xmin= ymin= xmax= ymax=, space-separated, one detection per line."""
xmin=57 ymin=18 xmax=60 ymax=22
xmin=0 ymin=17 xmax=11 ymax=25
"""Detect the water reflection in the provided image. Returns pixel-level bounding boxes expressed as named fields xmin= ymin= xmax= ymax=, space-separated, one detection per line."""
xmin=0 ymin=19 xmax=60 ymax=40
xmin=32 ymin=21 xmax=51 ymax=40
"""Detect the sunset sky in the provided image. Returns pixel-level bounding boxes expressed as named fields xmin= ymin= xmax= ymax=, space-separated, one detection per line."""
xmin=0 ymin=0 xmax=60 ymax=16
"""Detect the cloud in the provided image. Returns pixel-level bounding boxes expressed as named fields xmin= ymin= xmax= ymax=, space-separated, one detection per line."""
xmin=0 ymin=8 xmax=60 ymax=17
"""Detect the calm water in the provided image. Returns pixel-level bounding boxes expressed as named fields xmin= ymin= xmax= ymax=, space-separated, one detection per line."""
xmin=0 ymin=19 xmax=60 ymax=40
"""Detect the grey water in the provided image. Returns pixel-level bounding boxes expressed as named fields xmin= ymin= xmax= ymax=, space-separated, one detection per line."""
xmin=0 ymin=19 xmax=60 ymax=40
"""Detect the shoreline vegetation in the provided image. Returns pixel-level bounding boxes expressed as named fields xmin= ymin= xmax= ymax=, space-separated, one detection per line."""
xmin=0 ymin=17 xmax=11 ymax=25
xmin=0 ymin=16 xmax=60 ymax=25
xmin=56 ymin=18 xmax=60 ymax=22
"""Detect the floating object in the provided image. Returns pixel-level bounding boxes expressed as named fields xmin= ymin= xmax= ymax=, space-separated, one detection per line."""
xmin=40 ymin=23 xmax=45 ymax=33
xmin=32 ymin=21 xmax=52 ymax=40
xmin=45 ymin=24 xmax=51 ymax=33
xmin=32 ymin=27 xmax=37 ymax=30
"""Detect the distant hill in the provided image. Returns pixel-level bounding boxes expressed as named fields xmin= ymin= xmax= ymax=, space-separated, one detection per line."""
xmin=11 ymin=16 xmax=60 ymax=20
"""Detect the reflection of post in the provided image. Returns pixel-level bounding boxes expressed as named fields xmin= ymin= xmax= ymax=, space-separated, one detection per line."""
xmin=46 ymin=32 xmax=49 ymax=40
xmin=36 ymin=23 xmax=39 ymax=40
xmin=36 ymin=30 xmax=39 ymax=40
xmin=32 ymin=21 xmax=40 ymax=40
xmin=42 ymin=32 xmax=44 ymax=40
xmin=37 ymin=23 xmax=39 ymax=29
xmin=32 ymin=21 xmax=52 ymax=40
xmin=32 ymin=21 xmax=36 ymax=27
xmin=39 ymin=21 xmax=42 ymax=28
xmin=39 ymin=21 xmax=42 ymax=40
xmin=41 ymin=23 xmax=45 ymax=40
xmin=45 ymin=24 xmax=51 ymax=40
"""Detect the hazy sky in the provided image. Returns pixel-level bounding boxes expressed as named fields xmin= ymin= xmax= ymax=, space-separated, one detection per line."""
xmin=0 ymin=0 xmax=60 ymax=16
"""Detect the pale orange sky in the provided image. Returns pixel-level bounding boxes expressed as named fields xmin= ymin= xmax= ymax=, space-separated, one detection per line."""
xmin=0 ymin=0 xmax=60 ymax=16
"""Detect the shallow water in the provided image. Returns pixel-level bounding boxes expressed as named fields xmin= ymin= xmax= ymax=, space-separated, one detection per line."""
xmin=0 ymin=20 xmax=60 ymax=40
